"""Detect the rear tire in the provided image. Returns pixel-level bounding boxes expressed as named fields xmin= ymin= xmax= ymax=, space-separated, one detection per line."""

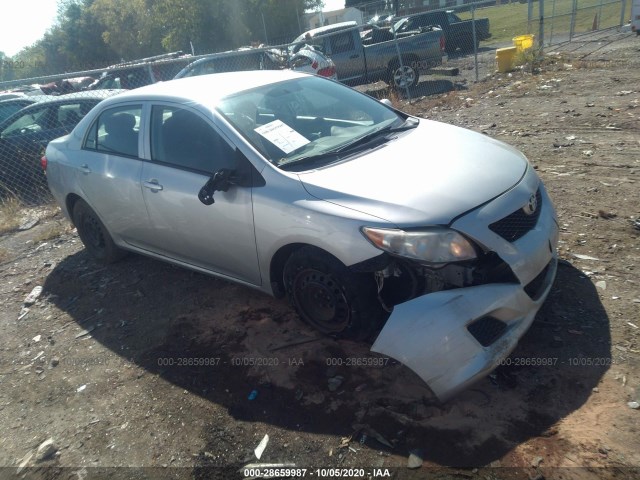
xmin=388 ymin=63 xmax=419 ymax=90
xmin=283 ymin=246 xmax=385 ymax=340
xmin=73 ymin=199 xmax=125 ymax=264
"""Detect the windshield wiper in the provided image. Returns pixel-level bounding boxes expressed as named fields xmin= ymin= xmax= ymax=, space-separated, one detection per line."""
xmin=279 ymin=150 xmax=340 ymax=171
xmin=279 ymin=117 xmax=418 ymax=171
xmin=334 ymin=117 xmax=418 ymax=154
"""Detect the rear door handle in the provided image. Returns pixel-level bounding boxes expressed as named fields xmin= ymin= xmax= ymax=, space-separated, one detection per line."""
xmin=80 ymin=164 xmax=91 ymax=174
xmin=143 ymin=179 xmax=163 ymax=191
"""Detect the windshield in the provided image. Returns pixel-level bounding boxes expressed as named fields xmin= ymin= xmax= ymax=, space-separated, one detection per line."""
xmin=217 ymin=76 xmax=405 ymax=169
xmin=392 ymin=18 xmax=407 ymax=33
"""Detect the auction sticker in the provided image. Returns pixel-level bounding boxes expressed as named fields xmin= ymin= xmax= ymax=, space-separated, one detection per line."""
xmin=255 ymin=119 xmax=310 ymax=154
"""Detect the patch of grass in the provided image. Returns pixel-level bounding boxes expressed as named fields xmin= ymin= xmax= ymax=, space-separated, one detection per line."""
xmin=0 ymin=198 xmax=23 ymax=235
xmin=514 ymin=46 xmax=546 ymax=72
xmin=386 ymin=87 xmax=403 ymax=107
xmin=457 ymin=0 xmax=630 ymax=46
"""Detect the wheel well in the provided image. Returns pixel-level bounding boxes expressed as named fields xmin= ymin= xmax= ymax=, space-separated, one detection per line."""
xmin=65 ymin=193 xmax=83 ymax=226
xmin=388 ymin=55 xmax=419 ymax=72
xmin=270 ymin=243 xmax=343 ymax=298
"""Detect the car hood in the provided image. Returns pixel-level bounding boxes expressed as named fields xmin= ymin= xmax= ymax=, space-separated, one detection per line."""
xmin=298 ymin=119 xmax=529 ymax=226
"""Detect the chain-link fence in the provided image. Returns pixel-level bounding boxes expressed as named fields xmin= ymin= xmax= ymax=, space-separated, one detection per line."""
xmin=0 ymin=0 xmax=631 ymax=208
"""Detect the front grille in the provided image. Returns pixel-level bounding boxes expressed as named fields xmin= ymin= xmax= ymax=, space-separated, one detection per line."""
xmin=467 ymin=316 xmax=507 ymax=347
xmin=489 ymin=188 xmax=542 ymax=242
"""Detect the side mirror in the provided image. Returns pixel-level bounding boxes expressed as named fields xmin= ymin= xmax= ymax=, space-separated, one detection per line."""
xmin=198 ymin=168 xmax=236 ymax=205
xmin=198 ymin=150 xmax=265 ymax=206
xmin=380 ymin=98 xmax=393 ymax=107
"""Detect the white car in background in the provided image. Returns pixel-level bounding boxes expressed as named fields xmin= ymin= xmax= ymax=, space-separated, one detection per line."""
xmin=289 ymin=46 xmax=338 ymax=80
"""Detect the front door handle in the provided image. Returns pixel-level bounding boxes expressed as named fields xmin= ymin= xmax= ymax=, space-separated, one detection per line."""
xmin=143 ymin=179 xmax=163 ymax=191
xmin=349 ymin=54 xmax=360 ymax=59
xmin=80 ymin=164 xmax=91 ymax=174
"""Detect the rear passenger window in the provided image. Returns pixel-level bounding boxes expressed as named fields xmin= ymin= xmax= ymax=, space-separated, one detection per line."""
xmin=58 ymin=102 xmax=91 ymax=127
xmin=83 ymin=105 xmax=142 ymax=157
xmin=329 ymin=32 xmax=355 ymax=54
xmin=150 ymin=105 xmax=234 ymax=174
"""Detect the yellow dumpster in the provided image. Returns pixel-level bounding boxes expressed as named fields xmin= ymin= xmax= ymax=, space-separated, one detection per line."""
xmin=496 ymin=46 xmax=517 ymax=73
xmin=513 ymin=34 xmax=534 ymax=53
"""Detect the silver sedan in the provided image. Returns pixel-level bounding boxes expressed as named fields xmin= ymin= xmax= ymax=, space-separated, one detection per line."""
xmin=44 ymin=71 xmax=558 ymax=400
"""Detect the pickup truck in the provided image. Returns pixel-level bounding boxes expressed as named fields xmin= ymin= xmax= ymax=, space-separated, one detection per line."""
xmin=392 ymin=10 xmax=491 ymax=54
xmin=291 ymin=21 xmax=446 ymax=89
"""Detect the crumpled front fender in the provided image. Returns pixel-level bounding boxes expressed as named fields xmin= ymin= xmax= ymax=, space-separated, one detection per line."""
xmin=371 ymin=256 xmax=556 ymax=401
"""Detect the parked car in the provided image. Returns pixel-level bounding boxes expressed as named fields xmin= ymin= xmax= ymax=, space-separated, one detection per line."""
xmin=0 ymin=90 xmax=122 ymax=203
xmin=44 ymin=71 xmax=558 ymax=400
xmin=174 ymin=49 xmax=273 ymax=79
xmin=173 ymin=46 xmax=337 ymax=80
xmin=392 ymin=10 xmax=491 ymax=54
xmin=0 ymin=97 xmax=42 ymax=125
xmin=367 ymin=13 xmax=397 ymax=28
xmin=291 ymin=21 xmax=445 ymax=89
xmin=86 ymin=52 xmax=191 ymax=90
xmin=289 ymin=46 xmax=338 ymax=80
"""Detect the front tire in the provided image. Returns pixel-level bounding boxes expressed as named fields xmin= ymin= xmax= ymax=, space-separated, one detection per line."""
xmin=73 ymin=199 xmax=125 ymax=264
xmin=283 ymin=246 xmax=385 ymax=340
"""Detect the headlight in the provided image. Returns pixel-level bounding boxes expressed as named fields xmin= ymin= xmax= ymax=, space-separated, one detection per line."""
xmin=361 ymin=227 xmax=477 ymax=264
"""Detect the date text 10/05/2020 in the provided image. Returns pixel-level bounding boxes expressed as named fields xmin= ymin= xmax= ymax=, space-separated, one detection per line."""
xmin=242 ymin=468 xmax=392 ymax=478
xmin=493 ymin=357 xmax=618 ymax=367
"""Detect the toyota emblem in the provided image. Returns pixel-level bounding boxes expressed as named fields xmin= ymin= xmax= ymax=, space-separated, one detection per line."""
xmin=522 ymin=193 xmax=538 ymax=216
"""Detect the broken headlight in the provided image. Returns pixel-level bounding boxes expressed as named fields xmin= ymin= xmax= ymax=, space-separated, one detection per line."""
xmin=361 ymin=227 xmax=477 ymax=265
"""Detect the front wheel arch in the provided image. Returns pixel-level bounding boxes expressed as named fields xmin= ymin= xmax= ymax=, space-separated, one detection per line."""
xmin=282 ymin=245 xmax=386 ymax=340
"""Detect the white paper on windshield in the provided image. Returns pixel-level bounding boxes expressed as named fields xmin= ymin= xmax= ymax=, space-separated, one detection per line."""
xmin=254 ymin=120 xmax=310 ymax=154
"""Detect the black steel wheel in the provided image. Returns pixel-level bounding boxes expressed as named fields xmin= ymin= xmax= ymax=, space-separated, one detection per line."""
xmin=283 ymin=246 xmax=385 ymax=340
xmin=73 ymin=199 xmax=125 ymax=264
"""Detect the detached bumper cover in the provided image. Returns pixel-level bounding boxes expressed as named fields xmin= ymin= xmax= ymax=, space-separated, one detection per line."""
xmin=371 ymin=260 xmax=556 ymax=400
xmin=371 ymin=171 xmax=558 ymax=401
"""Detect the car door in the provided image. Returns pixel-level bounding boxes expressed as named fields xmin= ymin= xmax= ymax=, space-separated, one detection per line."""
xmin=325 ymin=30 xmax=365 ymax=83
xmin=140 ymin=103 xmax=261 ymax=285
xmin=74 ymin=103 xmax=153 ymax=244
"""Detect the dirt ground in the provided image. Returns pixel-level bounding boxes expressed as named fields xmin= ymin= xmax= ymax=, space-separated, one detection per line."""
xmin=1 ymin=30 xmax=639 ymax=480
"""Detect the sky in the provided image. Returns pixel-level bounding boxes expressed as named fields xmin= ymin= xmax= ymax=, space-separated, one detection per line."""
xmin=0 ymin=0 xmax=346 ymax=58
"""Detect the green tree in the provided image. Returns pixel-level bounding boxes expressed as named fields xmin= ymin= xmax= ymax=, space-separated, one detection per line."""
xmin=4 ymin=0 xmax=328 ymax=82
xmin=55 ymin=0 xmax=118 ymax=69
xmin=90 ymin=0 xmax=160 ymax=59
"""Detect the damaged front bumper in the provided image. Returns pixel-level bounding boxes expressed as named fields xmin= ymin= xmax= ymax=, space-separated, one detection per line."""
xmin=371 ymin=175 xmax=559 ymax=401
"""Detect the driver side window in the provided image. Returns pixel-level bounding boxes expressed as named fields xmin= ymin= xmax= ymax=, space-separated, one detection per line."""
xmin=150 ymin=105 xmax=235 ymax=174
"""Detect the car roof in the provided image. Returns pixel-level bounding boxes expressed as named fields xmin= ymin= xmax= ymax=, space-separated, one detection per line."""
xmin=0 ymin=90 xmax=124 ymax=130
xmin=24 ymin=90 xmax=124 ymax=106
xmin=0 ymin=96 xmax=39 ymax=106
xmin=101 ymin=70 xmax=307 ymax=108
xmin=176 ymin=49 xmax=264 ymax=73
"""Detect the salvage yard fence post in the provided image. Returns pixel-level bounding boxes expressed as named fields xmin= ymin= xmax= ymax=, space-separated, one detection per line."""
xmin=472 ymin=4 xmax=479 ymax=83
xmin=539 ymin=0 xmax=546 ymax=48
xmin=391 ymin=27 xmax=413 ymax=103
